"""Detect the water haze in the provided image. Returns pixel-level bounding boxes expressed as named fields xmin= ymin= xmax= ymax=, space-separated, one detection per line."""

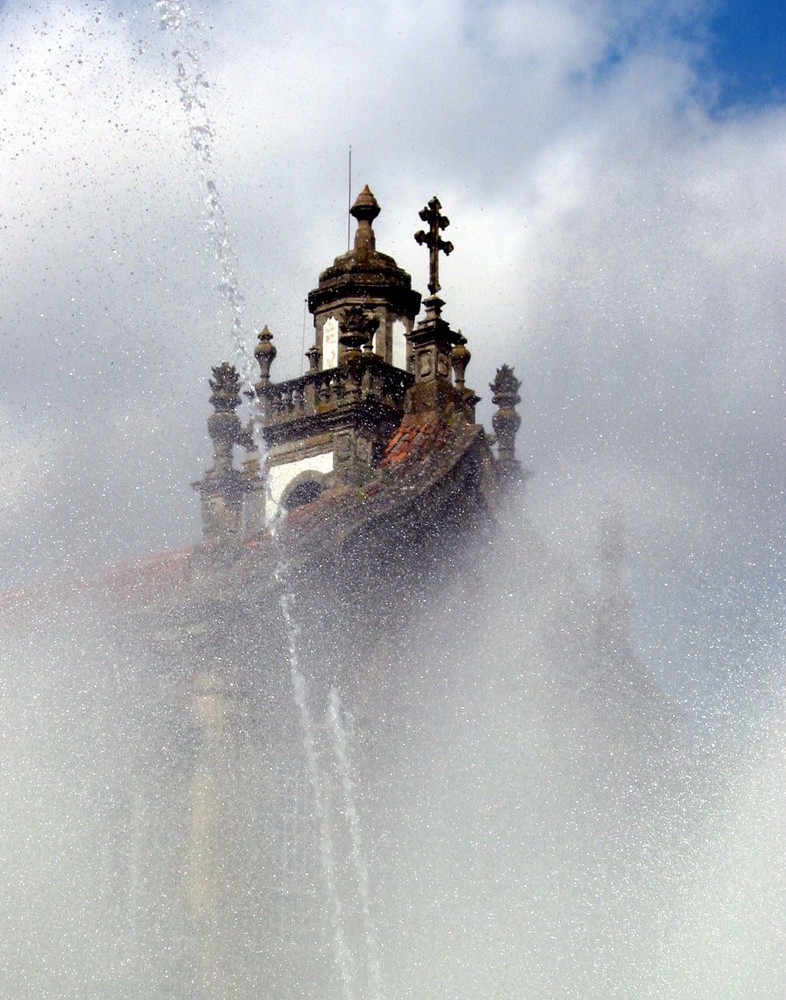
xmin=1 ymin=1 xmax=784 ymax=997
xmin=1 ymin=509 xmax=784 ymax=997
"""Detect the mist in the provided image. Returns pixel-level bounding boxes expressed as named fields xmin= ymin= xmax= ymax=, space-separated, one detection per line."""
xmin=2 ymin=503 xmax=784 ymax=996
xmin=1 ymin=0 xmax=784 ymax=996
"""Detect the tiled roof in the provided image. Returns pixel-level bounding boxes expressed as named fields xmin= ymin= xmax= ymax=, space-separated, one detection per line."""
xmin=100 ymin=546 xmax=193 ymax=600
xmin=380 ymin=416 xmax=451 ymax=468
xmin=0 ymin=546 xmax=194 ymax=614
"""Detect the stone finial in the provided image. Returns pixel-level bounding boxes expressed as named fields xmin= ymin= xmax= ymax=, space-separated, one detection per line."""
xmin=209 ymin=361 xmax=241 ymax=409
xmin=450 ymin=331 xmax=479 ymax=419
xmin=194 ymin=362 xmax=246 ymax=547
xmin=305 ymin=344 xmax=321 ymax=372
xmin=490 ymin=364 xmax=522 ymax=474
xmin=254 ymin=326 xmax=276 ymax=386
xmin=350 ymin=185 xmax=380 ymax=255
xmin=208 ymin=362 xmax=242 ymax=472
xmin=451 ymin=331 xmax=470 ymax=391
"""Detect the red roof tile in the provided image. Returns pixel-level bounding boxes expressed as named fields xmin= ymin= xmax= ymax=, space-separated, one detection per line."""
xmin=379 ymin=416 xmax=449 ymax=469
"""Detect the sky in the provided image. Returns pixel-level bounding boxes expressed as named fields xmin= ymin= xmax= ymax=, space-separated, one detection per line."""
xmin=0 ymin=0 xmax=784 ymax=707
xmin=708 ymin=0 xmax=786 ymax=106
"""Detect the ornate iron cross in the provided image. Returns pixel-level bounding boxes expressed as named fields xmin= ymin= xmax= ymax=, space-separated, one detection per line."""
xmin=414 ymin=196 xmax=453 ymax=295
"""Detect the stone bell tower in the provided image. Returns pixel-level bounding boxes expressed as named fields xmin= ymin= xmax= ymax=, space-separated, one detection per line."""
xmin=231 ymin=186 xmax=428 ymax=521
xmin=307 ymin=185 xmax=421 ymax=371
xmin=192 ymin=186 xmax=524 ymax=540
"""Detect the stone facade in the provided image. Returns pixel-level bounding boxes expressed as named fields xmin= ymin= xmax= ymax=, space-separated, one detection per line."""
xmin=0 ymin=187 xmax=689 ymax=1000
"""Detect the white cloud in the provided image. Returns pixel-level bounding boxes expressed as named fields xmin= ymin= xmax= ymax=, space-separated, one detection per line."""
xmin=483 ymin=0 xmax=608 ymax=68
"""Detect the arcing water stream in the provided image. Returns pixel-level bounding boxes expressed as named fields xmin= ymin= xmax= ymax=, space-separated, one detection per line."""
xmin=278 ymin=588 xmax=360 ymax=1000
xmin=328 ymin=686 xmax=384 ymax=1000
xmin=154 ymin=0 xmax=253 ymax=393
xmin=156 ymin=5 xmax=381 ymax=997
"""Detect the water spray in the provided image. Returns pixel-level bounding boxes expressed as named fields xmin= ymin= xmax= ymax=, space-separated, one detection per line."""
xmin=328 ymin=686 xmax=384 ymax=1000
xmin=156 ymin=7 xmax=366 ymax=997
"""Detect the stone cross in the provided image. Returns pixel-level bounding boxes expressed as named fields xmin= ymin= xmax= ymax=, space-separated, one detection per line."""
xmin=414 ymin=196 xmax=453 ymax=295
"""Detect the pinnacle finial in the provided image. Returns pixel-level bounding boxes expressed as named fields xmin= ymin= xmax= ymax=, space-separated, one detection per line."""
xmin=490 ymin=364 xmax=522 ymax=476
xmin=451 ymin=331 xmax=470 ymax=390
xmin=209 ymin=361 xmax=242 ymax=411
xmin=305 ymin=343 xmax=321 ymax=372
xmin=196 ymin=361 xmax=246 ymax=545
xmin=254 ymin=325 xmax=276 ymax=386
xmin=206 ymin=361 xmax=243 ymax=475
xmin=350 ymin=185 xmax=380 ymax=254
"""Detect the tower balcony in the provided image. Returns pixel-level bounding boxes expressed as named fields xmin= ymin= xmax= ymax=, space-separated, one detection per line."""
xmin=257 ymin=356 xmax=414 ymax=448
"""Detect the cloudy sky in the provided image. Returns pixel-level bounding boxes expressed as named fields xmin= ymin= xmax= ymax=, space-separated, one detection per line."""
xmin=0 ymin=0 xmax=784 ymax=704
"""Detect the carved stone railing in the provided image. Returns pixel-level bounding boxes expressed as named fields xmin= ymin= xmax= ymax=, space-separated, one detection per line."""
xmin=257 ymin=357 xmax=414 ymax=428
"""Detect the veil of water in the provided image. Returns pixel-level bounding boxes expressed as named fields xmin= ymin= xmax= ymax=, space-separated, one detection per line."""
xmin=153 ymin=7 xmax=376 ymax=996
xmin=328 ymin=686 xmax=384 ymax=1000
xmin=1 ymin=3 xmax=784 ymax=1000
xmin=2 ymin=484 xmax=785 ymax=999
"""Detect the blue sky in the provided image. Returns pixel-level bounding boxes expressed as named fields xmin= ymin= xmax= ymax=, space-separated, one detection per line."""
xmin=0 ymin=0 xmax=781 ymax=107
xmin=709 ymin=0 xmax=786 ymax=107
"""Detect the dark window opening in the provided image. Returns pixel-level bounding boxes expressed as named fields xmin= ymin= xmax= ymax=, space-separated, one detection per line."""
xmin=283 ymin=479 xmax=323 ymax=511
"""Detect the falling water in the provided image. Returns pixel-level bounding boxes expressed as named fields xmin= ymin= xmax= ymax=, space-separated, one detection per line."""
xmin=279 ymin=589 xmax=359 ymax=1000
xmin=156 ymin=6 xmax=368 ymax=997
xmin=328 ymin=687 xmax=384 ymax=1000
xmin=154 ymin=0 xmax=255 ymax=396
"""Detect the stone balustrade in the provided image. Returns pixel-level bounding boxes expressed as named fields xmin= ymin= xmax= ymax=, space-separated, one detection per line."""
xmin=257 ymin=357 xmax=414 ymax=428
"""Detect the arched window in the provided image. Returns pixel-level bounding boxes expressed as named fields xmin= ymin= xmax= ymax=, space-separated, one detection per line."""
xmin=282 ymin=478 xmax=323 ymax=511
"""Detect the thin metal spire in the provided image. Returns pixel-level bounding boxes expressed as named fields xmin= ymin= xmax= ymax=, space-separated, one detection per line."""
xmin=347 ymin=145 xmax=352 ymax=251
xmin=300 ymin=297 xmax=308 ymax=374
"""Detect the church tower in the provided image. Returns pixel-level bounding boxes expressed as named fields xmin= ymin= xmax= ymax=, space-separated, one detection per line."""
xmin=308 ymin=185 xmax=421 ymax=372
xmin=244 ymin=186 xmax=428 ymax=522
xmin=176 ymin=185 xmax=524 ymax=997
xmin=193 ymin=186 xmax=522 ymax=541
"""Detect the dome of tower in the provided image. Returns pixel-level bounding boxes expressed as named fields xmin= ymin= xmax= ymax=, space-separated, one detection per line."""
xmin=307 ymin=186 xmax=421 ymax=322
